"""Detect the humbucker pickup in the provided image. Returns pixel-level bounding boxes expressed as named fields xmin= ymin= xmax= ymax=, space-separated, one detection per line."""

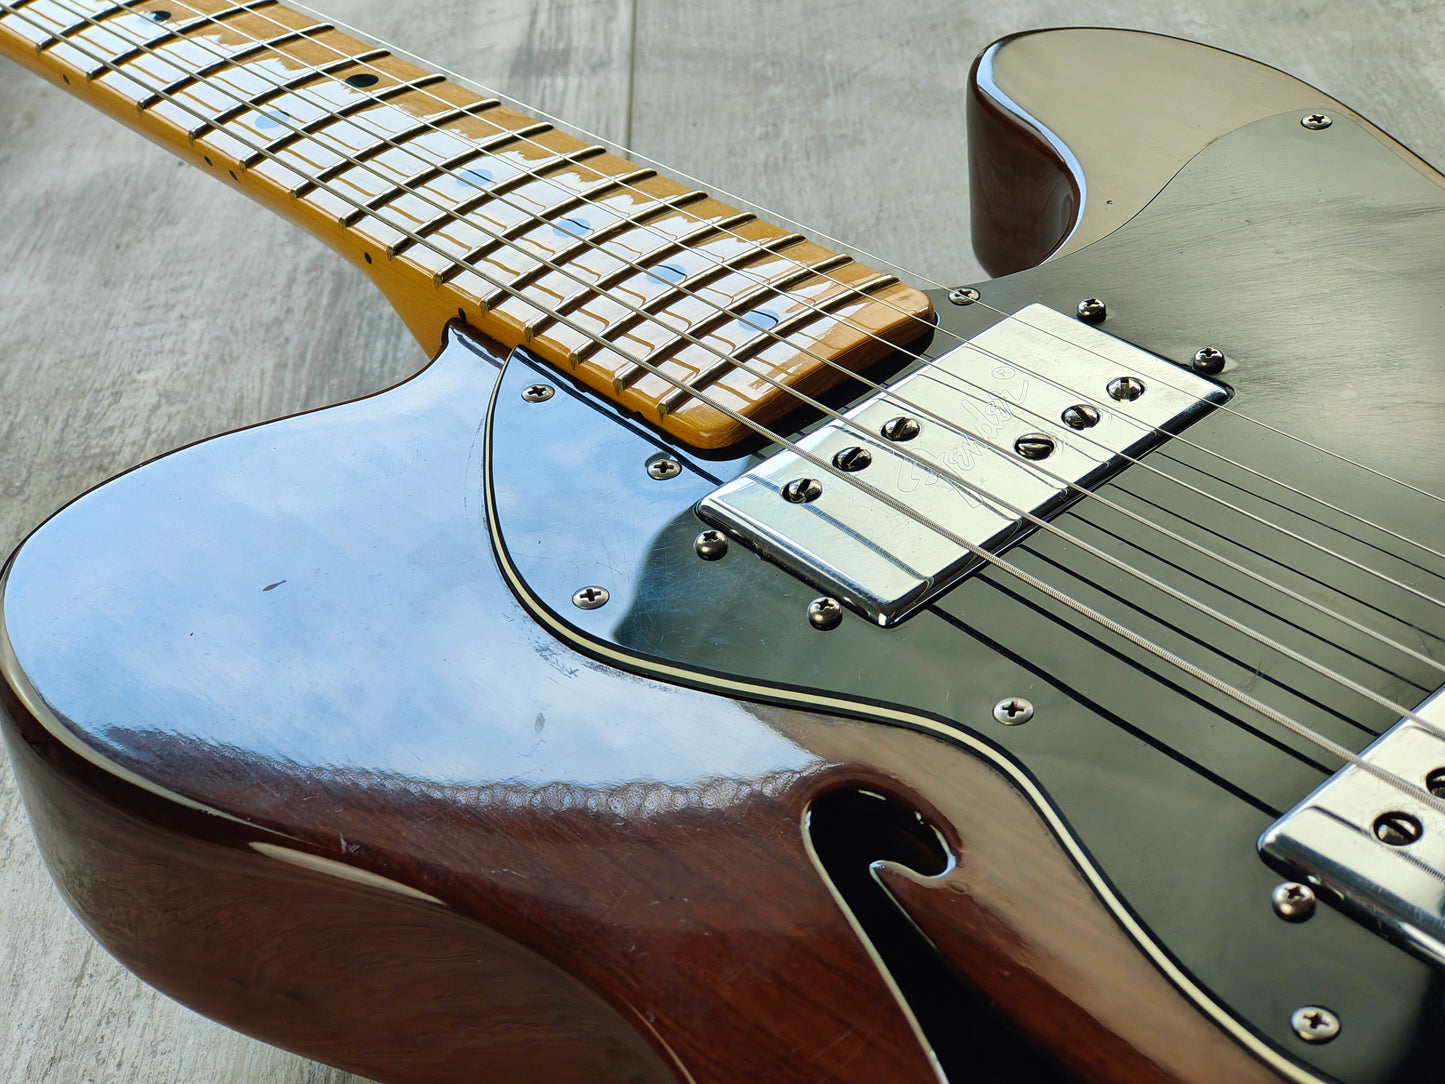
xmin=698 ymin=304 xmax=1230 ymax=625
xmin=1260 ymin=689 xmax=1445 ymax=969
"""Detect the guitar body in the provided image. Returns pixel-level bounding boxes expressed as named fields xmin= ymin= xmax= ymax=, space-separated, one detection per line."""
xmin=5 ymin=17 xmax=1445 ymax=1084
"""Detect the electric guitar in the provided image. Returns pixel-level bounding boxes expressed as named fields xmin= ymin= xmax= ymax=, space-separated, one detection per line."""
xmin=3 ymin=3 xmax=1444 ymax=1082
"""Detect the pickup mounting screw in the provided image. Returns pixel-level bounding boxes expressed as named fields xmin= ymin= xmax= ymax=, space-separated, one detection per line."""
xmin=1291 ymin=1006 xmax=1340 ymax=1044
xmin=832 ymin=446 xmax=873 ymax=472
xmin=1271 ymin=882 xmax=1316 ymax=922
xmin=1076 ymin=297 xmax=1107 ymax=324
xmin=646 ymin=454 xmax=682 ymax=480
xmin=881 ymin=416 xmax=921 ymax=442
xmin=1427 ymin=767 xmax=1445 ymax=797
xmin=1013 ymin=433 xmax=1056 ymax=460
xmin=993 ymin=697 xmax=1034 ymax=725
xmin=1107 ymin=376 xmax=1146 ymax=402
xmin=1191 ymin=346 xmax=1227 ymax=374
xmin=1373 ymin=811 xmax=1422 ymax=846
xmin=947 ymin=286 xmax=981 ymax=306
xmin=1301 ymin=113 xmax=1333 ymax=130
xmin=521 ymin=383 xmax=554 ymax=402
xmin=1061 ymin=404 xmax=1100 ymax=429
xmin=694 ymin=529 xmax=729 ymax=561
xmin=808 ymin=597 xmax=843 ymax=630
xmin=783 ymin=478 xmax=823 ymax=503
xmin=572 ymin=585 xmax=610 ymax=610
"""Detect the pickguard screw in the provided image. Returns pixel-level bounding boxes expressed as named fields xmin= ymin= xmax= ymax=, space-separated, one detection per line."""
xmin=1013 ymin=433 xmax=1056 ymax=460
xmin=1373 ymin=811 xmax=1423 ymax=846
xmin=808 ymin=597 xmax=844 ymax=630
xmin=1290 ymin=1006 xmax=1340 ymax=1044
xmin=832 ymin=446 xmax=873 ymax=472
xmin=694 ymin=529 xmax=729 ymax=561
xmin=1061 ymin=404 xmax=1100 ymax=429
xmin=1191 ymin=346 xmax=1227 ymax=374
xmin=572 ymin=585 xmax=610 ymax=610
xmin=993 ymin=697 xmax=1034 ymax=725
xmin=646 ymin=454 xmax=682 ymax=480
xmin=521 ymin=383 xmax=554 ymax=402
xmin=1271 ymin=882 xmax=1316 ymax=922
xmin=1301 ymin=113 xmax=1333 ymax=130
xmin=947 ymin=286 xmax=981 ymax=306
xmin=1107 ymin=376 xmax=1146 ymax=402
xmin=1076 ymin=297 xmax=1107 ymax=324
xmin=881 ymin=416 xmax=921 ymax=442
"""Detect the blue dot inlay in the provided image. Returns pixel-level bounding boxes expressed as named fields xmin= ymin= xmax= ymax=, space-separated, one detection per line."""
xmin=739 ymin=310 xmax=780 ymax=332
xmin=646 ymin=263 xmax=686 ymax=286
xmin=456 ymin=167 xmax=494 ymax=189
xmin=254 ymin=111 xmax=291 ymax=131
xmin=551 ymin=217 xmax=591 ymax=239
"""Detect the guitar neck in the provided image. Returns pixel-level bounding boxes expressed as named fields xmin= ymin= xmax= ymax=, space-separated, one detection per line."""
xmin=0 ymin=0 xmax=934 ymax=449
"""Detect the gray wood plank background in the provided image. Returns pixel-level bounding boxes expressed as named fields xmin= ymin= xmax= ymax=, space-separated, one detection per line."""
xmin=1 ymin=1 xmax=1442 ymax=1080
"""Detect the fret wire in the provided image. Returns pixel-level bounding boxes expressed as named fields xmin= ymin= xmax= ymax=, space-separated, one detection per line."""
xmin=448 ymin=166 xmax=659 ymax=293
xmin=97 ymin=0 xmax=278 ymax=76
xmin=10 ymin=0 xmax=1445 ymax=811
xmin=606 ymin=251 xmax=854 ymax=388
xmin=138 ymin=24 xmax=336 ymax=109
xmin=33 ymin=0 xmax=1445 ymax=606
xmin=310 ymin=114 xmax=526 ymax=199
xmin=468 ymin=182 xmax=696 ymax=303
xmin=199 ymin=45 xmax=387 ymax=134
xmin=35 ymin=0 xmax=147 ymax=52
xmin=239 ymin=71 xmax=448 ymax=165
xmin=384 ymin=144 xmax=611 ymax=254
xmin=523 ymin=207 xmax=752 ymax=339
xmin=659 ymin=271 xmax=899 ymax=415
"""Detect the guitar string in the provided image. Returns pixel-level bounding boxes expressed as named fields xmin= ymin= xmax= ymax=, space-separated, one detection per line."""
xmin=292 ymin=0 xmax=1445 ymax=550
xmin=14 ymin=2 xmax=1445 ymax=722
xmin=41 ymin=0 xmax=1445 ymax=639
xmin=63 ymin=0 xmax=1445 ymax=581
xmin=13 ymin=2 xmax=1445 ymax=813
xmin=30 ymin=0 xmax=1445 ymax=695
xmin=70 ymin=0 xmax=1445 ymax=602
xmin=84 ymin=0 xmax=1445 ymax=674
xmin=14 ymin=0 xmax=1445 ymax=757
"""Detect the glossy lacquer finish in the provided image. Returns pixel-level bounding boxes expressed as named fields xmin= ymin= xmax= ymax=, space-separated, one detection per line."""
xmin=0 ymin=321 xmax=1292 ymax=1084
xmin=487 ymin=112 xmax=1445 ymax=1084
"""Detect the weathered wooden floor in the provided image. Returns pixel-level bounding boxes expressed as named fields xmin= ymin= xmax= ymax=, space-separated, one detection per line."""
xmin=2 ymin=0 xmax=1443 ymax=1080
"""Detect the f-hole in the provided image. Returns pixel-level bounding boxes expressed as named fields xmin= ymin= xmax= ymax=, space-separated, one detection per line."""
xmin=807 ymin=788 xmax=1079 ymax=1084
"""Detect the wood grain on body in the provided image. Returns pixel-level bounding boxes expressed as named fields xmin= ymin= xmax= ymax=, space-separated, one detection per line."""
xmin=4 ymin=1 xmax=1445 ymax=1082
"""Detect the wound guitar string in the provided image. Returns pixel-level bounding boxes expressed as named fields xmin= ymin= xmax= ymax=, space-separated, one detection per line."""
xmin=6 ymin=0 xmax=1445 ymax=827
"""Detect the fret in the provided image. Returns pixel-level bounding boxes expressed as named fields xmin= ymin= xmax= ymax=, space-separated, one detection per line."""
xmin=522 ymin=209 xmax=755 ymax=339
xmin=239 ymin=73 xmax=448 ymax=167
xmin=477 ymin=187 xmax=708 ymax=309
xmin=32 ymin=0 xmax=144 ymax=53
xmin=1 ymin=0 xmax=936 ymax=450
xmin=188 ymin=47 xmax=389 ymax=138
xmin=458 ymin=178 xmax=689 ymax=302
xmin=136 ymin=25 xmax=340 ymax=110
xmin=72 ymin=0 xmax=277 ymax=78
xmin=294 ymin=111 xmax=525 ymax=197
xmin=380 ymin=144 xmax=608 ymax=247
xmin=605 ymin=252 xmax=852 ymax=389
xmin=562 ymin=230 xmax=806 ymax=369
xmin=441 ymin=167 xmax=659 ymax=293
xmin=656 ymin=272 xmax=899 ymax=417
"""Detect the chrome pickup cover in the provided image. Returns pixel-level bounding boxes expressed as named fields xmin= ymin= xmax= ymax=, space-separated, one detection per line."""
xmin=698 ymin=304 xmax=1228 ymax=625
xmin=1260 ymin=690 xmax=1445 ymax=968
